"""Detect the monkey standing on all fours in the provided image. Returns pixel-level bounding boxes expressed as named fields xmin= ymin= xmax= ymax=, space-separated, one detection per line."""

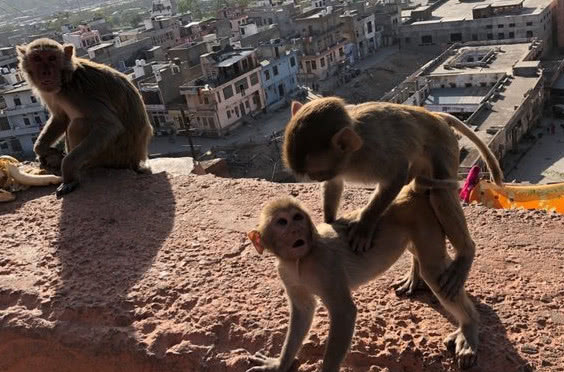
xmin=283 ymin=97 xmax=504 ymax=301
xmin=245 ymin=189 xmax=479 ymax=371
xmin=17 ymin=38 xmax=153 ymax=197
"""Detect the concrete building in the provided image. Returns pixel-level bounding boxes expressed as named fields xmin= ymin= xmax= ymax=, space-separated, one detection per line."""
xmin=294 ymin=7 xmax=349 ymax=91
xmin=240 ymin=24 xmax=281 ymax=48
xmin=168 ymin=36 xmax=230 ymax=66
xmin=0 ymin=47 xmax=18 ymax=70
xmin=179 ymin=47 xmax=266 ymax=136
xmin=63 ymin=24 xmax=101 ymax=51
xmin=151 ymin=0 xmax=178 ymax=17
xmin=246 ymin=1 xmax=298 ymax=37
xmin=340 ymin=9 xmax=379 ymax=61
xmin=88 ymin=37 xmax=153 ymax=71
xmin=555 ymin=0 xmax=564 ymax=48
xmin=257 ymin=42 xmax=300 ymax=110
xmin=216 ymin=6 xmax=248 ymax=41
xmin=372 ymin=1 xmax=401 ymax=46
xmin=0 ymin=83 xmax=48 ymax=156
xmin=120 ymin=16 xmax=182 ymax=51
xmin=382 ymin=39 xmax=546 ymax=173
xmin=400 ymin=0 xmax=556 ymax=52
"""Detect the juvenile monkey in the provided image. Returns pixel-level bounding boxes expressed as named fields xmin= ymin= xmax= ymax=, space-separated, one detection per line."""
xmin=283 ymin=97 xmax=503 ymax=299
xmin=17 ymin=38 xmax=153 ymax=197
xmin=246 ymin=189 xmax=479 ymax=371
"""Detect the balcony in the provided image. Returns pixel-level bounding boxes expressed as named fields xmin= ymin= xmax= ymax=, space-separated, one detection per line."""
xmin=0 ymin=124 xmax=41 ymax=138
xmin=4 ymin=103 xmax=44 ymax=116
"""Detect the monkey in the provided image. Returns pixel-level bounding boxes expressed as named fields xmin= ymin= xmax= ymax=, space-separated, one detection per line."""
xmin=282 ymin=97 xmax=503 ymax=300
xmin=246 ymin=187 xmax=479 ymax=371
xmin=17 ymin=38 xmax=153 ymax=197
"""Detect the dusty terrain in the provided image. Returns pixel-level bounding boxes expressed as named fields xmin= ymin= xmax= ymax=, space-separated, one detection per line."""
xmin=0 ymin=170 xmax=563 ymax=372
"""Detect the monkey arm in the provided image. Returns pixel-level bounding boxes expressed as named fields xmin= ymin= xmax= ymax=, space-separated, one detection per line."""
xmin=33 ymin=115 xmax=69 ymax=155
xmin=323 ymin=178 xmax=344 ymax=223
xmin=276 ymin=285 xmax=316 ymax=370
xmin=349 ymin=164 xmax=409 ymax=252
xmin=320 ymin=285 xmax=357 ymax=372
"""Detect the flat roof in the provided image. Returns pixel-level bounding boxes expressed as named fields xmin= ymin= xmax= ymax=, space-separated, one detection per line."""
xmin=425 ymin=87 xmax=490 ymax=105
xmin=425 ymin=0 xmax=550 ymax=21
xmin=4 ymin=83 xmax=30 ymax=94
xmin=216 ymin=50 xmax=254 ymax=67
xmin=88 ymin=42 xmax=113 ymax=51
xmin=429 ymin=43 xmax=531 ymax=75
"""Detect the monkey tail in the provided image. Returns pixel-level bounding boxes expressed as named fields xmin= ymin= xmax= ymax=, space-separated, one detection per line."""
xmin=436 ymin=112 xmax=504 ymax=186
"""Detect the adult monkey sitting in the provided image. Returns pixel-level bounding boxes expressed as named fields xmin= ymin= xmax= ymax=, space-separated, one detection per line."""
xmin=17 ymin=38 xmax=153 ymax=197
xmin=283 ymin=97 xmax=503 ymax=300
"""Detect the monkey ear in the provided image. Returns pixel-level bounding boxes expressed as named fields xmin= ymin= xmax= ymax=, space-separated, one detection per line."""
xmin=16 ymin=45 xmax=27 ymax=57
xmin=291 ymin=101 xmax=303 ymax=116
xmin=332 ymin=127 xmax=363 ymax=153
xmin=63 ymin=44 xmax=74 ymax=60
xmin=247 ymin=230 xmax=264 ymax=255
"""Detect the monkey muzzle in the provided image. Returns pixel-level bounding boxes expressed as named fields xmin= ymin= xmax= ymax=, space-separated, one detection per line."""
xmin=292 ymin=239 xmax=305 ymax=248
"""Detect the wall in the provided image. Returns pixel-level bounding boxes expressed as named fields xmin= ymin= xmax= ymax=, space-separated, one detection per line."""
xmin=261 ymin=52 xmax=299 ymax=108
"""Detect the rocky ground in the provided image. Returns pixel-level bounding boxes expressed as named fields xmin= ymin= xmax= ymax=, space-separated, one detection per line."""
xmin=0 ymin=170 xmax=563 ymax=372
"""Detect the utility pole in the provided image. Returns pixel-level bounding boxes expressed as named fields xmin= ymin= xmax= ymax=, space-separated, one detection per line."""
xmin=179 ymin=107 xmax=197 ymax=160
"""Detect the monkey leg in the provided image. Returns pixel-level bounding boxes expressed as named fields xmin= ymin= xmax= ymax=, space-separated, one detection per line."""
xmin=429 ymin=188 xmax=476 ymax=300
xmin=34 ymin=116 xmax=69 ymax=169
xmin=392 ymin=255 xmax=429 ymax=296
xmin=415 ymin=243 xmax=479 ymax=369
xmin=57 ymin=117 xmax=124 ymax=197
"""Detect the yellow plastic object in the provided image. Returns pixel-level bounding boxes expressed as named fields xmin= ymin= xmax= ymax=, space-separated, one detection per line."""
xmin=468 ymin=180 xmax=564 ymax=214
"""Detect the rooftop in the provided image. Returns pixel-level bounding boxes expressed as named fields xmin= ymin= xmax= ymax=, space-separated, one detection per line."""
xmin=215 ymin=50 xmax=254 ymax=67
xmin=425 ymin=86 xmax=490 ymax=105
xmin=425 ymin=0 xmax=550 ymax=22
xmin=3 ymin=83 xmax=31 ymax=94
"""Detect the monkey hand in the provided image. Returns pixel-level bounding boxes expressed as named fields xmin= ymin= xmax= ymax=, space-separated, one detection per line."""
xmin=38 ymin=148 xmax=65 ymax=171
xmin=56 ymin=180 xmax=80 ymax=198
xmin=347 ymin=218 xmax=377 ymax=253
xmin=438 ymin=256 xmax=473 ymax=300
xmin=246 ymin=352 xmax=286 ymax=372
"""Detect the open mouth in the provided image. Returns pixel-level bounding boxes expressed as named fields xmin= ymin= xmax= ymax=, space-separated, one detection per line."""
xmin=292 ymin=239 xmax=305 ymax=248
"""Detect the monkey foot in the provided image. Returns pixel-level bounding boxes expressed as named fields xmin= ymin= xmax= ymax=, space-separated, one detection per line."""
xmin=392 ymin=273 xmax=429 ymax=297
xmin=56 ymin=181 xmax=79 ymax=198
xmin=246 ymin=352 xmax=285 ymax=372
xmin=444 ymin=328 xmax=478 ymax=369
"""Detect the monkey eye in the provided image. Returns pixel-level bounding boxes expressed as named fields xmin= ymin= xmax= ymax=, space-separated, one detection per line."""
xmin=48 ymin=55 xmax=56 ymax=62
xmin=276 ymin=218 xmax=287 ymax=226
xmin=293 ymin=213 xmax=303 ymax=221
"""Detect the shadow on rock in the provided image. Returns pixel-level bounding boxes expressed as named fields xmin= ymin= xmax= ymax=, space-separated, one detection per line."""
xmin=53 ymin=168 xmax=175 ymax=328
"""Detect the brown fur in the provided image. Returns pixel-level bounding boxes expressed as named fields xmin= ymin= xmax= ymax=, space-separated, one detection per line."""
xmin=246 ymin=187 xmax=479 ymax=371
xmin=282 ymin=97 xmax=504 ymax=301
xmin=17 ymin=38 xmax=153 ymax=196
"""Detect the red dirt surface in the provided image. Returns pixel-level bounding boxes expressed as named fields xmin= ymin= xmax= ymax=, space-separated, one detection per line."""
xmin=0 ymin=170 xmax=563 ymax=372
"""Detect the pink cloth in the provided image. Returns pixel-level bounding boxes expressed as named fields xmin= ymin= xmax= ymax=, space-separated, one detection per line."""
xmin=459 ymin=165 xmax=481 ymax=203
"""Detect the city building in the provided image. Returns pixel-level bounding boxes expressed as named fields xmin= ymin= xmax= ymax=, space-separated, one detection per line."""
xmin=294 ymin=6 xmax=349 ymax=91
xmin=151 ymin=0 xmax=178 ymax=17
xmin=87 ymin=37 xmax=153 ymax=71
xmin=120 ymin=16 xmax=182 ymax=51
xmin=179 ymin=47 xmax=266 ymax=136
xmin=400 ymin=0 xmax=555 ymax=52
xmin=63 ymin=24 xmax=102 ymax=51
xmin=0 ymin=83 xmax=47 ymax=156
xmin=246 ymin=1 xmax=298 ymax=37
xmin=340 ymin=9 xmax=379 ymax=62
xmin=0 ymin=47 xmax=18 ymax=70
xmin=257 ymin=41 xmax=300 ymax=110
xmin=382 ymin=39 xmax=546 ymax=172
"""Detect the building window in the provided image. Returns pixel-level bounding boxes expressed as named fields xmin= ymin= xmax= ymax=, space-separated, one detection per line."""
xmin=526 ymin=21 xmax=533 ymax=26
xmin=234 ymin=106 xmax=239 ymax=117
xmin=223 ymin=85 xmax=234 ymax=99
xmin=207 ymin=117 xmax=215 ymax=128
xmin=30 ymin=96 xmax=37 ymax=103
xmin=0 ymin=141 xmax=7 ymax=150
xmin=367 ymin=21 xmax=373 ymax=33
xmin=0 ymin=117 xmax=9 ymax=131
xmin=498 ymin=24 xmax=504 ymax=28
xmin=472 ymin=34 xmax=478 ymax=41
xmin=311 ymin=60 xmax=317 ymax=70
xmin=449 ymin=83 xmax=456 ymax=88
xmin=10 ymin=139 xmax=22 ymax=152
xmin=450 ymin=33 xmax=462 ymax=42
xmin=23 ymin=117 xmax=31 ymax=126
xmin=265 ymin=70 xmax=270 ymax=80
xmin=235 ymin=77 xmax=249 ymax=93
xmin=34 ymin=116 xmax=41 ymax=124
xmin=203 ymin=96 xmax=209 ymax=104
xmin=498 ymin=33 xmax=504 ymax=39
xmin=245 ymin=100 xmax=250 ymax=109
xmin=487 ymin=33 xmax=493 ymax=40
xmin=320 ymin=57 xmax=325 ymax=67
xmin=217 ymin=92 xmax=222 ymax=103
xmin=509 ymin=23 xmax=515 ymax=27
xmin=273 ymin=66 xmax=279 ymax=76
xmin=480 ymin=82 xmax=487 ymax=87
xmin=509 ymin=31 xmax=515 ymax=38
xmin=526 ymin=30 xmax=533 ymax=37
xmin=421 ymin=35 xmax=432 ymax=44
xmin=486 ymin=25 xmax=493 ymax=29
xmin=339 ymin=47 xmax=344 ymax=57
xmin=465 ymin=83 xmax=472 ymax=87
xmin=290 ymin=56 xmax=296 ymax=67
xmin=14 ymin=97 xmax=21 ymax=106
xmin=227 ymin=110 xmax=232 ymax=119
xmin=250 ymin=72 xmax=259 ymax=85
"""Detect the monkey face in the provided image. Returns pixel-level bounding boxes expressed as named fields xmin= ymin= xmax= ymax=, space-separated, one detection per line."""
xmin=261 ymin=207 xmax=313 ymax=261
xmin=303 ymin=150 xmax=348 ymax=182
xmin=24 ymin=50 xmax=64 ymax=92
